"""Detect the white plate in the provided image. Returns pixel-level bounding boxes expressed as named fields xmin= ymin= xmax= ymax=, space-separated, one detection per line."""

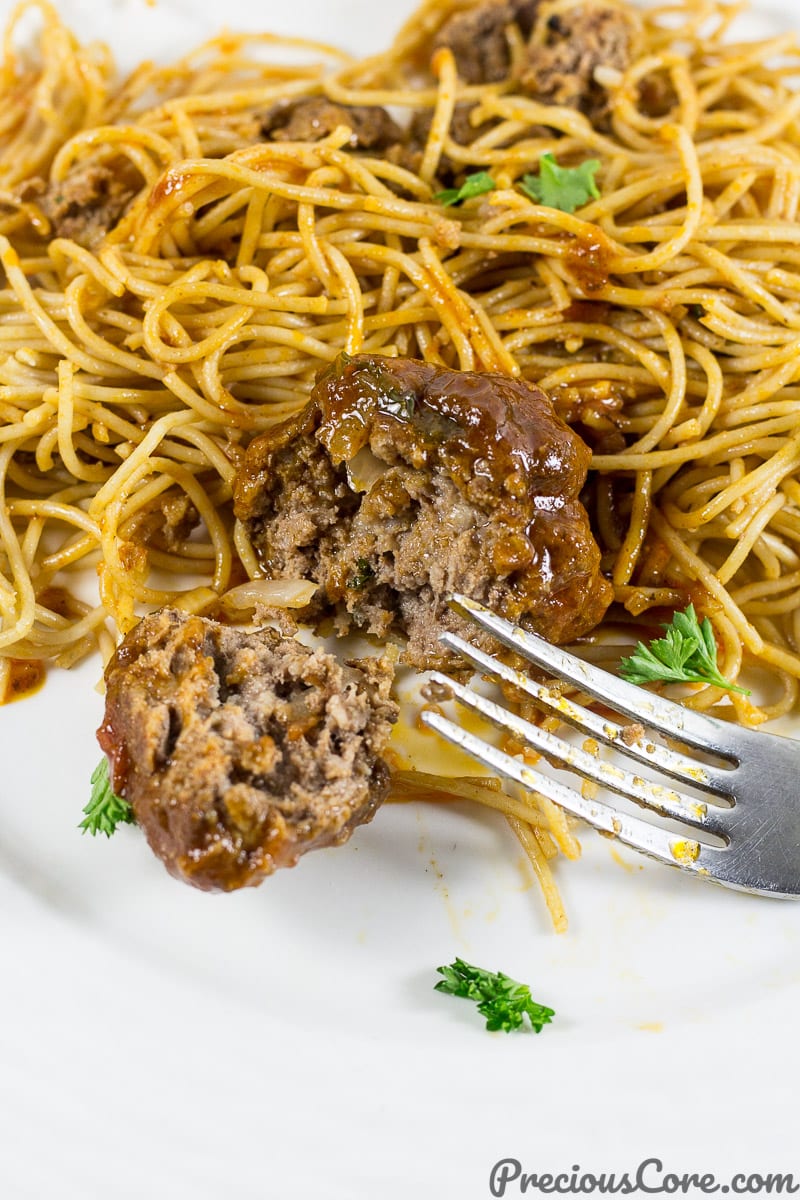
xmin=1 ymin=1 xmax=798 ymax=1196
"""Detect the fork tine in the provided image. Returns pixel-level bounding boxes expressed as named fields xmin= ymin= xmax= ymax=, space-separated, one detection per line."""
xmin=448 ymin=594 xmax=740 ymax=760
xmin=421 ymin=708 xmax=724 ymax=879
xmin=428 ymin=671 xmax=725 ymax=835
xmin=437 ymin=631 xmax=733 ymax=798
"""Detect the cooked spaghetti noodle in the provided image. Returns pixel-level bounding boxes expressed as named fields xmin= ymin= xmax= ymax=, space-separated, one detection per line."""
xmin=3 ymin=0 xmax=800 ymax=924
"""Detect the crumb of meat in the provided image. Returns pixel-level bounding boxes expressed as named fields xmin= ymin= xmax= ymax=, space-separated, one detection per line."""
xmin=522 ymin=2 xmax=641 ymax=122
xmin=34 ymin=164 xmax=137 ymax=247
xmin=99 ymin=608 xmax=399 ymax=892
xmin=122 ymin=489 xmax=200 ymax=553
xmin=433 ymin=0 xmax=540 ymax=84
xmin=620 ymin=721 xmax=645 ymax=747
xmin=260 ymin=97 xmax=403 ymax=150
xmin=422 ymin=679 xmax=455 ymax=703
xmin=252 ymin=603 xmax=300 ymax=636
xmin=404 ymin=102 xmax=501 ymax=183
xmin=434 ymin=217 xmax=461 ymax=250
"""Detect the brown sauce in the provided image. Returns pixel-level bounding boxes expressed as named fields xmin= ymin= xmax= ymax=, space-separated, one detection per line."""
xmin=147 ymin=168 xmax=193 ymax=210
xmin=564 ymin=229 xmax=614 ymax=294
xmin=97 ymin=716 xmax=131 ymax=796
xmin=2 ymin=659 xmax=46 ymax=704
xmin=36 ymin=585 xmax=82 ymax=619
xmin=314 ymin=353 xmax=578 ymax=494
xmin=561 ymin=299 xmax=612 ymax=323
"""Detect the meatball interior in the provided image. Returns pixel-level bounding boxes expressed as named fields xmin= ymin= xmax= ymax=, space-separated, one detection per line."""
xmin=234 ymin=354 xmax=612 ymax=668
xmin=98 ymin=608 xmax=398 ymax=891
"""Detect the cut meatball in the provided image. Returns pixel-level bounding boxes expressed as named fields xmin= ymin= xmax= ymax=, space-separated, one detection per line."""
xmin=260 ymin=97 xmax=403 ymax=151
xmin=433 ymin=0 xmax=539 ymax=84
xmin=522 ymin=3 xmax=639 ymax=121
xmin=97 ymin=609 xmax=398 ymax=892
xmin=234 ymin=354 xmax=612 ymax=669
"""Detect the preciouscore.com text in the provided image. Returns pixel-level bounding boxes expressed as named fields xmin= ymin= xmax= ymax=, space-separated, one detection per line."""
xmin=489 ymin=1158 xmax=800 ymax=1197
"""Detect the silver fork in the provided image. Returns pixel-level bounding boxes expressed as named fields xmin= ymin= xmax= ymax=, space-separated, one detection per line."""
xmin=420 ymin=593 xmax=800 ymax=898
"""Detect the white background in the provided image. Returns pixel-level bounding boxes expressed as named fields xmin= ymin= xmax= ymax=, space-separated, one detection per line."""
xmin=0 ymin=1 xmax=797 ymax=1197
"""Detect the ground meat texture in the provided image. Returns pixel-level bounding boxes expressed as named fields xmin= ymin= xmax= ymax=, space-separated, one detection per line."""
xmin=35 ymin=164 xmax=136 ymax=247
xmin=433 ymin=0 xmax=539 ymax=84
xmin=404 ymin=102 xmax=546 ymax=185
xmin=260 ymin=98 xmax=403 ymax=151
xmin=123 ymin=489 xmax=199 ymax=553
xmin=405 ymin=103 xmax=500 ymax=183
xmin=234 ymin=354 xmax=612 ymax=669
xmin=98 ymin=609 xmax=398 ymax=892
xmin=521 ymin=3 xmax=639 ymax=121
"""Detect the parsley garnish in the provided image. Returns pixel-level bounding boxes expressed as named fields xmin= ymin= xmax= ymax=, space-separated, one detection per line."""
xmin=619 ymin=604 xmax=750 ymax=694
xmin=519 ymin=153 xmax=601 ymax=214
xmin=80 ymin=757 xmax=135 ymax=837
xmin=347 ymin=558 xmax=375 ymax=590
xmin=379 ymin=386 xmax=416 ymax=419
xmin=435 ymin=958 xmax=555 ymax=1033
xmin=436 ymin=171 xmax=496 ymax=207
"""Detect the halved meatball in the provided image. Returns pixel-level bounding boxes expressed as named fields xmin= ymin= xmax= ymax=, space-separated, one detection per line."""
xmin=234 ymin=354 xmax=612 ymax=668
xmin=97 ymin=608 xmax=398 ymax=892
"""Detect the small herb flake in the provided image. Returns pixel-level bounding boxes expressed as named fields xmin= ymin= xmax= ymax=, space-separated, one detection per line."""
xmin=435 ymin=958 xmax=555 ymax=1033
xmin=519 ymin=153 xmax=601 ymax=214
xmin=379 ymin=386 xmax=416 ymax=419
xmin=80 ymin=757 xmax=135 ymax=837
xmin=436 ymin=171 xmax=496 ymax=207
xmin=619 ymin=604 xmax=750 ymax=694
xmin=347 ymin=558 xmax=375 ymax=590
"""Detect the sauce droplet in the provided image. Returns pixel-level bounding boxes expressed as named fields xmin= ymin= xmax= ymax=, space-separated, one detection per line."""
xmin=2 ymin=659 xmax=46 ymax=704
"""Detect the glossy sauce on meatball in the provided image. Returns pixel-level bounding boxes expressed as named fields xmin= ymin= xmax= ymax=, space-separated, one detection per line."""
xmin=234 ymin=354 xmax=612 ymax=667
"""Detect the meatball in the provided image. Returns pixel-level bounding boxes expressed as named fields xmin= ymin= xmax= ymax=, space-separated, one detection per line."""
xmin=260 ymin=97 xmax=403 ymax=151
xmin=433 ymin=0 xmax=540 ymax=84
xmin=23 ymin=164 xmax=137 ymax=247
xmin=405 ymin=103 xmax=501 ymax=184
xmin=97 ymin=609 xmax=398 ymax=892
xmin=431 ymin=0 xmax=636 ymax=125
xmin=234 ymin=354 xmax=612 ymax=668
xmin=522 ymin=3 xmax=640 ymax=122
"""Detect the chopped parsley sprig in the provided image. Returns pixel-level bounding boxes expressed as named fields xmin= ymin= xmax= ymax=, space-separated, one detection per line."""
xmin=619 ymin=604 xmax=750 ymax=694
xmin=519 ymin=152 xmax=601 ymax=214
xmin=347 ymin=557 xmax=375 ymax=590
xmin=435 ymin=958 xmax=555 ymax=1033
xmin=435 ymin=155 xmax=602 ymax=215
xmin=435 ymin=170 xmax=497 ymax=207
xmin=80 ymin=757 xmax=135 ymax=837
